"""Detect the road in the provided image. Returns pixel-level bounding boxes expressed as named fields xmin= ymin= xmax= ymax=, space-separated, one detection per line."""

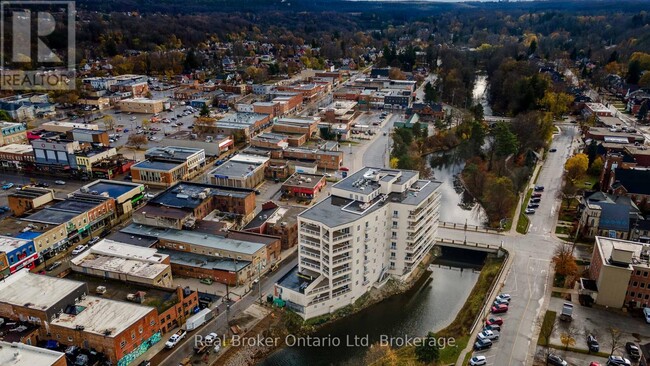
xmin=441 ymin=124 xmax=579 ymax=366
xmin=156 ymin=253 xmax=298 ymax=366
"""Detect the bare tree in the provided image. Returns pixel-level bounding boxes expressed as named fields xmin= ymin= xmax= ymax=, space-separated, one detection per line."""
xmin=127 ymin=134 xmax=148 ymax=149
xmin=608 ymin=327 xmax=622 ymax=356
xmin=537 ymin=312 xmax=558 ymax=364
xmin=103 ymin=115 xmax=115 ymax=131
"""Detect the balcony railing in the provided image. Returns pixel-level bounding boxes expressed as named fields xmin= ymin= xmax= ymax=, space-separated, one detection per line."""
xmin=332 ymin=255 xmax=351 ymax=265
xmin=301 ymin=227 xmax=320 ymax=236
xmin=332 ymin=232 xmax=352 ymax=242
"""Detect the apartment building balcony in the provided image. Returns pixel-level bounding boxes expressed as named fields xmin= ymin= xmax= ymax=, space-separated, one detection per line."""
xmin=332 ymin=242 xmax=352 ymax=254
xmin=300 ymin=237 xmax=321 ymax=250
xmin=332 ymin=276 xmax=351 ymax=288
xmin=301 ymin=248 xmax=321 ymax=260
xmin=332 ymin=264 xmax=351 ymax=276
xmin=332 ymin=253 xmax=351 ymax=265
xmin=300 ymin=224 xmax=320 ymax=236
xmin=332 ymin=286 xmax=351 ymax=298
xmin=301 ymin=257 xmax=321 ymax=271
xmin=308 ymin=283 xmax=330 ymax=296
xmin=308 ymin=294 xmax=330 ymax=306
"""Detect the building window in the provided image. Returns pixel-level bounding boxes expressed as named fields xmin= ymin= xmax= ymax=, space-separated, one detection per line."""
xmin=642 ymin=283 xmax=646 ymax=289
xmin=150 ymin=320 xmax=155 ymax=326
xmin=393 ymin=210 xmax=398 ymax=217
xmin=634 ymin=281 xmax=639 ymax=287
xmin=139 ymin=326 xmax=143 ymax=334
xmin=645 ymin=271 xmax=649 ymax=277
xmin=120 ymin=340 xmax=126 ymax=348
xmin=631 ymin=291 xmax=636 ymax=297
xmin=637 ymin=270 xmax=642 ymax=276
xmin=390 ymin=242 xmax=397 ymax=250
xmin=639 ymin=293 xmax=644 ymax=299
xmin=132 ymin=331 xmax=136 ymax=339
xmin=68 ymin=336 xmax=73 ymax=342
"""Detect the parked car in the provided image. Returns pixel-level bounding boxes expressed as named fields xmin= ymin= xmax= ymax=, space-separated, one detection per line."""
xmin=607 ymin=355 xmax=631 ymax=366
xmin=469 ymin=355 xmax=487 ymax=366
xmin=547 ymin=353 xmax=568 ymax=366
xmin=493 ymin=297 xmax=509 ymax=305
xmin=137 ymin=360 xmax=151 ymax=366
xmin=549 ymin=148 xmax=557 ymax=152
xmin=45 ymin=261 xmax=62 ymax=271
xmin=532 ymin=193 xmax=542 ymax=198
xmin=534 ymin=185 xmax=545 ymax=192
xmin=2 ymin=183 xmax=14 ymax=190
xmin=625 ymin=342 xmax=640 ymax=360
xmin=477 ymin=329 xmax=500 ymax=341
xmin=528 ymin=203 xmax=540 ymax=209
xmin=644 ymin=307 xmax=650 ymax=323
xmin=530 ymin=197 xmax=541 ymax=203
xmin=35 ymin=182 xmax=49 ymax=187
xmin=483 ymin=323 xmax=501 ymax=332
xmin=88 ymin=237 xmax=100 ymax=246
xmin=473 ymin=338 xmax=492 ymax=351
xmin=71 ymin=245 xmax=88 ymax=255
xmin=587 ymin=334 xmax=599 ymax=352
xmin=204 ymin=332 xmax=218 ymax=344
xmin=589 ymin=363 xmax=601 ymax=366
xmin=491 ymin=304 xmax=508 ymax=314
xmin=525 ymin=208 xmax=536 ymax=214
xmin=486 ymin=317 xmax=503 ymax=326
xmin=55 ymin=180 xmax=66 ymax=185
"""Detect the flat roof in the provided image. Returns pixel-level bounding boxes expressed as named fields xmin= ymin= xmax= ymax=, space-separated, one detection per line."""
xmin=23 ymin=208 xmax=78 ymax=225
xmin=253 ymin=133 xmax=288 ymax=143
xmin=219 ymin=112 xmax=267 ymax=125
xmin=119 ymin=98 xmax=164 ymax=104
xmin=158 ymin=249 xmax=250 ymax=272
xmin=71 ymin=241 xmax=170 ymax=280
xmin=121 ymin=224 xmax=266 ymax=255
xmin=0 ymin=341 xmax=65 ymax=366
xmin=210 ymin=160 xmax=264 ymax=179
xmin=165 ymin=130 xmax=231 ymax=142
xmin=51 ymin=296 xmax=153 ymax=337
xmin=277 ymin=265 xmax=313 ymax=293
xmin=0 ymin=236 xmax=31 ymax=253
xmin=149 ymin=181 xmax=251 ymax=209
xmin=70 ymin=128 xmax=106 ymax=135
xmin=83 ymin=180 xmax=143 ymax=198
xmin=0 ymin=270 xmax=86 ymax=311
xmin=132 ymin=160 xmax=182 ymax=171
xmin=145 ymin=146 xmax=203 ymax=161
xmin=283 ymin=173 xmax=325 ymax=190
xmin=0 ymin=144 xmax=32 ymax=154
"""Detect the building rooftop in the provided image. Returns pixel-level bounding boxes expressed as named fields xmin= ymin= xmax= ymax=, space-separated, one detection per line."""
xmin=218 ymin=112 xmax=267 ymax=126
xmin=145 ymin=146 xmax=203 ymax=162
xmin=105 ymin=231 xmax=159 ymax=247
xmin=210 ymin=160 xmax=264 ymax=179
xmin=164 ymin=130 xmax=231 ymax=142
xmin=158 ymin=249 xmax=250 ymax=272
xmin=0 ymin=144 xmax=32 ymax=154
xmin=69 ymin=128 xmax=106 ymax=135
xmin=0 ymin=270 xmax=87 ymax=311
xmin=585 ymin=102 xmax=611 ymax=113
xmin=277 ymin=265 xmax=313 ymax=294
xmin=149 ymin=181 xmax=251 ymax=209
xmin=275 ymin=117 xmax=320 ymax=126
xmin=119 ymin=98 xmax=164 ymax=104
xmin=132 ymin=160 xmax=181 ymax=172
xmin=0 ymin=236 xmax=31 ymax=253
xmin=0 ymin=341 xmax=65 ymax=366
xmin=82 ymin=180 xmax=143 ymax=199
xmin=71 ymin=239 xmax=169 ymax=278
xmin=121 ymin=224 xmax=266 ymax=255
xmin=282 ymin=173 xmax=325 ymax=190
xmin=51 ymin=296 xmax=153 ymax=337
xmin=253 ymin=133 xmax=288 ymax=144
xmin=23 ymin=196 xmax=105 ymax=225
xmin=9 ymin=187 xmax=50 ymax=203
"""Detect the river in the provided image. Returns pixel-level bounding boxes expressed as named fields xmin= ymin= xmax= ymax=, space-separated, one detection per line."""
xmin=473 ymin=74 xmax=493 ymax=117
xmin=258 ymin=255 xmax=483 ymax=366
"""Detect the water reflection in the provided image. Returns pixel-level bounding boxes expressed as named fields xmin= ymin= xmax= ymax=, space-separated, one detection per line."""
xmin=259 ymin=264 xmax=481 ymax=366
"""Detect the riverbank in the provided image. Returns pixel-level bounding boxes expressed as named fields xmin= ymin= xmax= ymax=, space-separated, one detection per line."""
xmin=371 ymin=254 xmax=507 ymax=365
xmin=217 ymin=251 xmax=438 ymax=366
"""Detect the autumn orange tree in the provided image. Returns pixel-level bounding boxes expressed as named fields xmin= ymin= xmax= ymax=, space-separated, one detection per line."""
xmin=564 ymin=153 xmax=588 ymax=182
xmin=552 ymin=244 xmax=578 ymax=278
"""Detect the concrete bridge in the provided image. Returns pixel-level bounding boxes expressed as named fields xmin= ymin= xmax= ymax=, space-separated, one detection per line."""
xmin=436 ymin=237 xmax=502 ymax=253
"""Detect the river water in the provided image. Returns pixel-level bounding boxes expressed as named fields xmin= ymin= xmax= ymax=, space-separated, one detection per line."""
xmin=259 ymin=258 xmax=482 ymax=366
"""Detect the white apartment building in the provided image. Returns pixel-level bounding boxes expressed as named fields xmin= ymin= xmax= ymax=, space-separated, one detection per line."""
xmin=276 ymin=167 xmax=441 ymax=319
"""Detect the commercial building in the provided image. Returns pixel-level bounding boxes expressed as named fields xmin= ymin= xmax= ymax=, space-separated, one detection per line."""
xmin=0 ymin=341 xmax=66 ymax=366
xmin=130 ymin=160 xmax=188 ymax=188
xmin=209 ymin=154 xmax=269 ymax=189
xmin=0 ymin=122 xmax=27 ymax=146
xmin=578 ymin=191 xmax=641 ymax=240
xmin=117 ymin=98 xmax=164 ymax=114
xmin=133 ymin=181 xmax=257 ymax=229
xmin=75 ymin=147 xmax=118 ymax=174
xmin=214 ymin=112 xmax=271 ymax=138
xmin=584 ymin=103 xmax=614 ymax=118
xmin=271 ymin=94 xmax=303 ymax=115
xmin=282 ymin=147 xmax=343 ymax=170
xmin=161 ymin=131 xmax=233 ymax=156
xmin=76 ymin=180 xmax=145 ymax=217
xmin=41 ymin=121 xmax=100 ymax=134
xmin=70 ymin=239 xmax=173 ymax=288
xmin=276 ymin=167 xmax=441 ymax=319
xmin=272 ymin=117 xmax=320 ymax=138
xmin=0 ymin=218 xmax=68 ymax=261
xmin=320 ymin=100 xmax=359 ymax=125
xmin=0 ymin=236 xmax=38 ymax=274
xmin=67 ymin=128 xmax=110 ymax=146
xmin=30 ymin=139 xmax=79 ymax=171
xmin=121 ymin=224 xmax=281 ymax=285
xmin=244 ymin=201 xmax=302 ymax=250
xmin=8 ymin=186 xmax=55 ymax=216
xmin=0 ymin=144 xmax=35 ymax=170
xmin=144 ymin=146 xmax=206 ymax=174
xmin=49 ymin=296 xmax=159 ymax=366
xmin=585 ymin=236 xmax=650 ymax=309
xmin=586 ymin=127 xmax=645 ymax=144
xmin=251 ymin=132 xmax=290 ymax=150
xmin=281 ymin=173 xmax=327 ymax=200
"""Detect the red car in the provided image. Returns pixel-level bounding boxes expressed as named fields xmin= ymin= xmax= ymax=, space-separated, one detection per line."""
xmin=491 ymin=304 xmax=508 ymax=314
xmin=589 ymin=363 xmax=600 ymax=366
xmin=486 ymin=317 xmax=503 ymax=326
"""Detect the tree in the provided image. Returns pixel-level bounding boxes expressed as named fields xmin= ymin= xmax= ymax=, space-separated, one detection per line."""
xmin=561 ymin=180 xmax=579 ymax=209
xmin=389 ymin=67 xmax=406 ymax=80
xmin=565 ymin=153 xmax=589 ymax=182
xmin=493 ymin=122 xmax=519 ymax=158
xmin=627 ymin=59 xmax=642 ymax=84
xmin=541 ymin=91 xmax=573 ymax=119
xmin=483 ymin=175 xmax=517 ymax=222
xmin=200 ymin=104 xmax=210 ymax=117
xmin=560 ymin=324 xmax=579 ymax=351
xmin=141 ymin=119 xmax=151 ymax=130
xmin=127 ymin=134 xmax=148 ymax=149
xmin=607 ymin=327 xmax=622 ymax=356
xmin=389 ymin=157 xmax=399 ymax=169
xmin=552 ymin=244 xmax=578 ymax=278
xmin=415 ymin=332 xmax=440 ymax=363
xmin=424 ymin=81 xmax=438 ymax=103
xmin=0 ymin=110 xmax=14 ymax=121
xmin=589 ymin=156 xmax=604 ymax=176
xmin=537 ymin=312 xmax=558 ymax=361
xmin=103 ymin=115 xmax=115 ymax=131
xmin=469 ymin=120 xmax=486 ymax=154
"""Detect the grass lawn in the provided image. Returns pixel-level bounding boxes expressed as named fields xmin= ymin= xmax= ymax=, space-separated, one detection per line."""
xmin=537 ymin=310 xmax=557 ymax=346
xmin=580 ymin=174 xmax=600 ymax=190
xmin=516 ymin=188 xmax=533 ymax=234
xmin=555 ymin=226 xmax=569 ymax=235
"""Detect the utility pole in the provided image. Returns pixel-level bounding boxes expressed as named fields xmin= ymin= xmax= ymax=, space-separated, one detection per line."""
xmin=257 ymin=261 xmax=262 ymax=304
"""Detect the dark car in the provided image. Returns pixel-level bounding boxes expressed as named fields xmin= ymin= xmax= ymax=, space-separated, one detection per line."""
xmin=549 ymin=148 xmax=557 ymax=152
xmin=35 ymin=182 xmax=50 ymax=188
xmin=626 ymin=342 xmax=641 ymax=360
xmin=587 ymin=334 xmax=599 ymax=352
xmin=473 ymin=338 xmax=492 ymax=351
xmin=534 ymin=185 xmax=545 ymax=192
xmin=532 ymin=193 xmax=542 ymax=198
xmin=483 ymin=324 xmax=501 ymax=332
xmin=528 ymin=203 xmax=540 ymax=209
xmin=547 ymin=353 xmax=568 ymax=366
xmin=530 ymin=197 xmax=541 ymax=203
xmin=138 ymin=361 xmax=151 ymax=366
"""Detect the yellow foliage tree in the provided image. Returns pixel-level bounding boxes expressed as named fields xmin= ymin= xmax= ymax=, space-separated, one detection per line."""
xmin=565 ymin=153 xmax=589 ymax=182
xmin=541 ymin=91 xmax=573 ymax=118
xmin=389 ymin=157 xmax=399 ymax=169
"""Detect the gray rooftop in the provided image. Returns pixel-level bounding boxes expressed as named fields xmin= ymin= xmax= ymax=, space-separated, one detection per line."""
xmin=132 ymin=160 xmax=182 ymax=171
xmin=158 ymin=249 xmax=250 ymax=272
xmin=149 ymin=181 xmax=251 ymax=209
xmin=210 ymin=160 xmax=262 ymax=179
xmin=121 ymin=224 xmax=266 ymax=255
xmin=145 ymin=146 xmax=203 ymax=162
xmin=0 ymin=270 xmax=87 ymax=311
xmin=219 ymin=112 xmax=267 ymax=125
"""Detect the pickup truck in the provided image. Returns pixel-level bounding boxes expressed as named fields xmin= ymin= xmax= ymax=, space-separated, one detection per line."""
xmin=560 ymin=302 xmax=573 ymax=321
xmin=165 ymin=329 xmax=187 ymax=349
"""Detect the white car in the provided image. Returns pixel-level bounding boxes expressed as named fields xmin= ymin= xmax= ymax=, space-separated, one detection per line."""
xmin=71 ymin=245 xmax=88 ymax=255
xmin=497 ymin=293 xmax=511 ymax=301
xmin=204 ymin=332 xmax=218 ymax=344
xmin=144 ymin=193 xmax=156 ymax=199
xmin=469 ymin=356 xmax=487 ymax=366
xmin=477 ymin=329 xmax=499 ymax=341
xmin=496 ymin=294 xmax=511 ymax=303
xmin=55 ymin=180 xmax=66 ymax=185
xmin=644 ymin=307 xmax=650 ymax=324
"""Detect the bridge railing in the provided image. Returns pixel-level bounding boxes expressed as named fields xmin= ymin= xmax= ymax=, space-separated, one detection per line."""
xmin=439 ymin=221 xmax=503 ymax=234
xmin=437 ymin=238 xmax=501 ymax=251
